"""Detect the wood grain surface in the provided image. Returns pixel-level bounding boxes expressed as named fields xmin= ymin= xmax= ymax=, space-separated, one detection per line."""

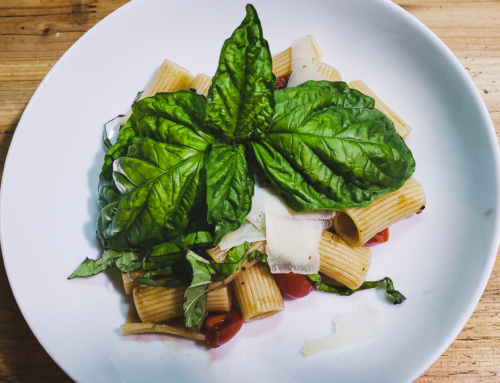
xmin=0 ymin=0 xmax=499 ymax=381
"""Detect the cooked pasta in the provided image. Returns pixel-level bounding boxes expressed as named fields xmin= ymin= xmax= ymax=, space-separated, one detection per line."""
xmin=319 ymin=231 xmax=371 ymax=289
xmin=122 ymin=270 xmax=145 ymax=294
xmin=189 ymin=73 xmax=212 ymax=96
xmin=333 ymin=177 xmax=426 ymax=247
xmin=349 ymin=80 xmax=412 ymax=139
xmin=120 ymin=59 xmax=194 ymax=126
xmin=233 ymin=262 xmax=284 ymax=322
xmin=120 ymin=322 xmax=206 ymax=340
xmin=272 ymin=47 xmax=292 ymax=77
xmin=318 ymin=62 xmax=342 ymax=82
xmin=133 ymin=282 xmax=231 ymax=323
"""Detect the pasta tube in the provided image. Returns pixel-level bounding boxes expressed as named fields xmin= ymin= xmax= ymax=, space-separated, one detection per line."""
xmin=233 ymin=262 xmax=284 ymax=322
xmin=122 ymin=270 xmax=144 ymax=294
xmin=189 ymin=73 xmax=212 ymax=96
xmin=349 ymin=80 xmax=412 ymax=139
xmin=133 ymin=282 xmax=230 ymax=323
xmin=319 ymin=231 xmax=371 ymax=289
xmin=120 ymin=322 xmax=205 ymax=341
xmin=333 ymin=177 xmax=426 ymax=247
xmin=318 ymin=62 xmax=342 ymax=82
xmin=120 ymin=59 xmax=194 ymax=126
xmin=272 ymin=47 xmax=292 ymax=78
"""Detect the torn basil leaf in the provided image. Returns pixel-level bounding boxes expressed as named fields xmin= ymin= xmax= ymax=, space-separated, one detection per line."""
xmin=205 ymin=242 xmax=267 ymax=278
xmin=308 ymin=274 xmax=406 ymax=305
xmin=184 ymin=251 xmax=212 ymax=330
xmin=205 ymin=4 xmax=275 ymax=142
xmin=206 ymin=143 xmax=255 ymax=244
xmin=68 ymin=250 xmax=141 ymax=279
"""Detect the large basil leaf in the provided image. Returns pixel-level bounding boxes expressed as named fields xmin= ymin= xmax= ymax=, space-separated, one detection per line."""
xmin=97 ymin=138 xmax=209 ymax=250
xmin=252 ymin=81 xmax=415 ymax=211
xmin=184 ymin=251 xmax=212 ymax=330
xmin=205 ymin=4 xmax=275 ymax=142
xmin=308 ymin=274 xmax=406 ymax=305
xmin=206 ymin=143 xmax=254 ymax=244
xmin=98 ymin=91 xmax=211 ymax=210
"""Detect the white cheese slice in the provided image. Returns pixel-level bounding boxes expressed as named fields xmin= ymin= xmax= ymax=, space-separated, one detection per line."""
xmin=288 ymin=35 xmax=324 ymax=87
xmin=218 ymin=221 xmax=266 ymax=251
xmin=303 ymin=303 xmax=383 ymax=355
xmin=265 ymin=215 xmax=327 ymax=274
xmin=246 ymin=185 xmax=271 ymax=231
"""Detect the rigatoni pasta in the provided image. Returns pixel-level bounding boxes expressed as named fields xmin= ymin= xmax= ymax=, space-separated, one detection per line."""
xmin=189 ymin=73 xmax=212 ymax=97
xmin=334 ymin=177 xmax=426 ymax=247
xmin=133 ymin=282 xmax=231 ymax=323
xmin=319 ymin=231 xmax=371 ymax=289
xmin=233 ymin=262 xmax=284 ymax=322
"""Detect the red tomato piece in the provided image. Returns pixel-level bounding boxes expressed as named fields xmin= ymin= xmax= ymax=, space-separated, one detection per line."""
xmin=203 ymin=308 xmax=243 ymax=348
xmin=365 ymin=228 xmax=389 ymax=246
xmin=274 ymin=273 xmax=314 ymax=298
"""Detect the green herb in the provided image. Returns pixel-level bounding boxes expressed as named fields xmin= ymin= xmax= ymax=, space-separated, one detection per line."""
xmin=205 ymin=242 xmax=267 ymax=277
xmin=206 ymin=143 xmax=255 ymax=244
xmin=183 ymin=251 xmax=212 ymax=330
xmin=205 ymin=4 xmax=275 ymax=142
xmin=68 ymin=250 xmax=141 ymax=279
xmin=251 ymin=81 xmax=415 ymax=211
xmin=96 ymin=91 xmax=214 ymax=251
xmin=308 ymin=274 xmax=406 ymax=304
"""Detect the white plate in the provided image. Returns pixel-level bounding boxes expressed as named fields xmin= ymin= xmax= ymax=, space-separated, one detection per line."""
xmin=1 ymin=0 xmax=499 ymax=381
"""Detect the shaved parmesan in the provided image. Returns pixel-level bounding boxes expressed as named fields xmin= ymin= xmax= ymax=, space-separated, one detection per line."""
xmin=265 ymin=215 xmax=326 ymax=274
xmin=218 ymin=221 xmax=266 ymax=251
xmin=303 ymin=304 xmax=382 ymax=355
xmin=246 ymin=186 xmax=271 ymax=230
xmin=288 ymin=35 xmax=323 ymax=87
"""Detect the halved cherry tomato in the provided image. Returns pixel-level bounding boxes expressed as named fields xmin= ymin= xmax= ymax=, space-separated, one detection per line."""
xmin=203 ymin=308 xmax=243 ymax=348
xmin=274 ymin=273 xmax=314 ymax=298
xmin=365 ymin=228 xmax=389 ymax=246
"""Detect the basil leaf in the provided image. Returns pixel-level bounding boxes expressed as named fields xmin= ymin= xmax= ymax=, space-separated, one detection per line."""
xmin=252 ymin=81 xmax=415 ymax=211
xmin=184 ymin=251 xmax=212 ymax=330
xmin=205 ymin=4 xmax=275 ymax=142
xmin=206 ymin=143 xmax=255 ymax=244
xmin=68 ymin=250 xmax=140 ymax=279
xmin=308 ymin=274 xmax=406 ymax=305
xmin=96 ymin=92 xmax=214 ymax=251
xmin=206 ymin=242 xmax=267 ymax=277
xmin=184 ymin=231 xmax=214 ymax=250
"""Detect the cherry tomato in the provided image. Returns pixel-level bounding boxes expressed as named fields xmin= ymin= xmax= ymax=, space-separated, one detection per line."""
xmin=274 ymin=273 xmax=314 ymax=298
xmin=203 ymin=308 xmax=243 ymax=348
xmin=275 ymin=73 xmax=291 ymax=90
xmin=365 ymin=228 xmax=389 ymax=246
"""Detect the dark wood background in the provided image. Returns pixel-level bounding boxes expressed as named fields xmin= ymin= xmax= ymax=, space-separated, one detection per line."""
xmin=1 ymin=1 xmax=499 ymax=381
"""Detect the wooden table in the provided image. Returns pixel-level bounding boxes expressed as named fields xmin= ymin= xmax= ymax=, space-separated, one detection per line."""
xmin=0 ymin=1 xmax=499 ymax=381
